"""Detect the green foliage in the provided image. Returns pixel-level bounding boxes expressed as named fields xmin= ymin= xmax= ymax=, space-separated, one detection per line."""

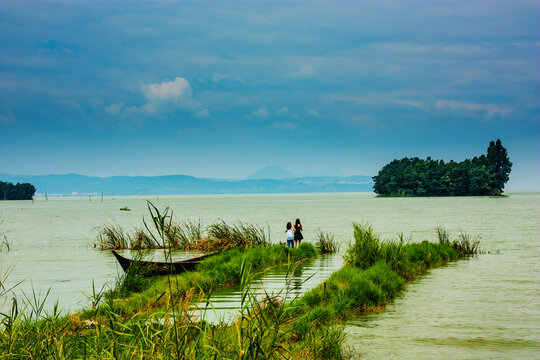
xmin=373 ymin=139 xmax=512 ymax=196
xmin=487 ymin=139 xmax=513 ymax=193
xmin=0 ymin=181 xmax=36 ymax=200
xmin=95 ymin=202 xmax=270 ymax=251
xmin=344 ymin=222 xmax=380 ymax=269
xmin=315 ymin=229 xmax=339 ymax=254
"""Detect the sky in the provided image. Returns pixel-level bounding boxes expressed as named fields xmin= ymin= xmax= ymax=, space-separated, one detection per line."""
xmin=0 ymin=0 xmax=539 ymax=189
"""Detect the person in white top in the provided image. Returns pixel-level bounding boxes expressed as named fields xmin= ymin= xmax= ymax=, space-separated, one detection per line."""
xmin=285 ymin=221 xmax=294 ymax=248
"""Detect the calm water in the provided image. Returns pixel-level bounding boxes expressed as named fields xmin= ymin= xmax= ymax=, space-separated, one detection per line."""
xmin=0 ymin=193 xmax=539 ymax=358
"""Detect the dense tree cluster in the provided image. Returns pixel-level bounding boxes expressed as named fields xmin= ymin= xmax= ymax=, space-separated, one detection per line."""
xmin=373 ymin=139 xmax=512 ymax=196
xmin=0 ymin=181 xmax=36 ymax=200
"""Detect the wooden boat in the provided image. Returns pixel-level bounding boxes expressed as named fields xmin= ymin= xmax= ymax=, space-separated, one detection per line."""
xmin=112 ymin=250 xmax=213 ymax=276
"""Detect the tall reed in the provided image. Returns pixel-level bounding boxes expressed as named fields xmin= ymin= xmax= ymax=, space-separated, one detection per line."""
xmin=315 ymin=229 xmax=339 ymax=254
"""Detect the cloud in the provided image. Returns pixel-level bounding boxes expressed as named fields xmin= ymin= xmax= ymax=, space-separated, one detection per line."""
xmin=436 ymin=100 xmax=512 ymax=117
xmin=248 ymin=107 xmax=270 ymax=119
xmin=143 ymin=77 xmax=192 ymax=103
xmin=307 ymin=109 xmax=320 ymax=117
xmin=0 ymin=110 xmax=16 ymax=125
xmin=212 ymin=73 xmax=245 ymax=84
xmin=105 ymin=102 xmax=124 ymax=115
xmin=105 ymin=77 xmax=209 ymax=118
xmin=276 ymin=106 xmax=299 ymax=119
xmin=196 ymin=109 xmax=210 ymax=118
xmin=394 ymin=100 xmax=424 ymax=110
xmin=270 ymin=121 xmax=298 ymax=129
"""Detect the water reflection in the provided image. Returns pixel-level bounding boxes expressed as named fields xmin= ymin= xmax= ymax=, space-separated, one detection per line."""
xmin=194 ymin=253 xmax=344 ymax=324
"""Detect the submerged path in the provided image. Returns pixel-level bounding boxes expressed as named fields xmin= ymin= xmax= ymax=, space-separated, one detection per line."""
xmin=196 ymin=253 xmax=344 ymax=323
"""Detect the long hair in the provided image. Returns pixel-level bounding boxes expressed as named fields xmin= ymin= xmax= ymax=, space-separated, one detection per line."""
xmin=295 ymin=218 xmax=302 ymax=230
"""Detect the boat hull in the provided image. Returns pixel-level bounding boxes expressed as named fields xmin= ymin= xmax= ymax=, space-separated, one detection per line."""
xmin=111 ymin=250 xmax=211 ymax=276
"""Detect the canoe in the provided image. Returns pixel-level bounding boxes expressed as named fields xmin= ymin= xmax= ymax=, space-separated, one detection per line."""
xmin=111 ymin=250 xmax=213 ymax=276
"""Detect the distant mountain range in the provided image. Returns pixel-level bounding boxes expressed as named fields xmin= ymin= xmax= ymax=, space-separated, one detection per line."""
xmin=246 ymin=165 xmax=343 ymax=179
xmin=0 ymin=172 xmax=374 ymax=196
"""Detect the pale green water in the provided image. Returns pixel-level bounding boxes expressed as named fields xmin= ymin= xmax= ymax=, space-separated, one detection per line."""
xmin=0 ymin=192 xmax=539 ymax=358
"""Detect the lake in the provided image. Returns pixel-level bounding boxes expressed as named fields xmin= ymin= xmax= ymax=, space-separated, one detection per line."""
xmin=1 ymin=192 xmax=539 ymax=358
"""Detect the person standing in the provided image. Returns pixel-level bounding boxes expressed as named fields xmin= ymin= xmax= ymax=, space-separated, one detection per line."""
xmin=286 ymin=222 xmax=294 ymax=248
xmin=294 ymin=218 xmax=303 ymax=248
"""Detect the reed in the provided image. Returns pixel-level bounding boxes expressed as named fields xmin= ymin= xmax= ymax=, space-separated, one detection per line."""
xmin=0 ymin=217 xmax=10 ymax=253
xmin=95 ymin=223 xmax=130 ymax=250
xmin=94 ymin=203 xmax=269 ymax=252
xmin=435 ymin=225 xmax=451 ymax=245
xmin=315 ymin=229 xmax=339 ymax=254
xmin=0 ymin=222 xmax=479 ymax=359
xmin=453 ymin=233 xmax=481 ymax=255
xmin=435 ymin=226 xmax=480 ymax=255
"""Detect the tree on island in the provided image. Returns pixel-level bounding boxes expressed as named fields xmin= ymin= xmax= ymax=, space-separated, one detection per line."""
xmin=373 ymin=139 xmax=512 ymax=196
xmin=0 ymin=181 xmax=36 ymax=200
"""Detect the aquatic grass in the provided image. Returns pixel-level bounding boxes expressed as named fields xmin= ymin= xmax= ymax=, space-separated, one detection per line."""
xmin=344 ymin=222 xmax=380 ymax=269
xmin=199 ymin=221 xmax=270 ymax=252
xmin=435 ymin=225 xmax=451 ymax=245
xmin=453 ymin=233 xmax=481 ymax=255
xmin=315 ymin=229 xmax=339 ymax=254
xmin=129 ymin=228 xmax=155 ymax=250
xmin=94 ymin=203 xmax=269 ymax=252
xmin=174 ymin=219 xmax=203 ymax=250
xmin=0 ymin=233 xmax=10 ymax=253
xmin=108 ymin=243 xmax=317 ymax=317
xmin=95 ymin=223 xmax=131 ymax=250
xmin=0 ymin=217 xmax=11 ymax=253
xmin=0 ymin=221 xmax=479 ymax=359
xmin=435 ymin=226 xmax=481 ymax=255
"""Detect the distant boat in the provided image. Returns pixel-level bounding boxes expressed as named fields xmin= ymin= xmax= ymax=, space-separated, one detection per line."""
xmin=112 ymin=250 xmax=213 ymax=276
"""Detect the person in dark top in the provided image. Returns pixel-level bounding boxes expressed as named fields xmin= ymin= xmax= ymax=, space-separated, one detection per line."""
xmin=294 ymin=218 xmax=303 ymax=248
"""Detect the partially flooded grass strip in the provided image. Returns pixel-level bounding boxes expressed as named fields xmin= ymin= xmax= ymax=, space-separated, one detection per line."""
xmin=0 ymin=223 xmax=479 ymax=359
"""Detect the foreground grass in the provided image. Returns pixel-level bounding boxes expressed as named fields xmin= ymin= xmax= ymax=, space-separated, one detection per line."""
xmin=103 ymin=243 xmax=317 ymax=318
xmin=1 ymin=224 xmax=477 ymax=359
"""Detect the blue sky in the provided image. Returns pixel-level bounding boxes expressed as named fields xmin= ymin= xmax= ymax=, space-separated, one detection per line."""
xmin=0 ymin=0 xmax=539 ymax=189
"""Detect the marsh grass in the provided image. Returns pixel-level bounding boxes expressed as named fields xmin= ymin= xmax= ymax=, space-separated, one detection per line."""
xmin=294 ymin=222 xmax=480 ymax=343
xmin=0 ymin=217 xmax=10 ymax=252
xmin=435 ymin=226 xmax=481 ymax=255
xmin=454 ymin=233 xmax=481 ymax=255
xmin=315 ymin=229 xmax=339 ymax=254
xmin=95 ymin=202 xmax=269 ymax=252
xmin=95 ymin=222 xmax=131 ymax=250
xmin=1 ymin=221 xmax=475 ymax=359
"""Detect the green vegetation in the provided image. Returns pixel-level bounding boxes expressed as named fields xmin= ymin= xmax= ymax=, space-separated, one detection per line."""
xmin=95 ymin=202 xmax=269 ymax=251
xmin=105 ymin=243 xmax=317 ymax=316
xmin=0 ymin=217 xmax=10 ymax=252
xmin=315 ymin=229 xmax=339 ymax=254
xmin=0 ymin=181 xmax=36 ymax=200
xmin=289 ymin=223 xmax=478 ymax=345
xmin=373 ymin=139 xmax=512 ymax=196
xmin=1 ymin=222 xmax=479 ymax=359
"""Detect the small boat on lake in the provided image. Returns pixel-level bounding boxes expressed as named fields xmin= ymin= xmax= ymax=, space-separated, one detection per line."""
xmin=112 ymin=250 xmax=213 ymax=276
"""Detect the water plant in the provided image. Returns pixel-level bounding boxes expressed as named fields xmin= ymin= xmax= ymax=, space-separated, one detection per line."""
xmin=0 ymin=217 xmax=10 ymax=253
xmin=435 ymin=226 xmax=480 ymax=255
xmin=315 ymin=228 xmax=339 ymax=254
xmin=0 ymin=221 xmax=480 ymax=359
xmin=95 ymin=202 xmax=270 ymax=252
xmin=94 ymin=222 xmax=131 ymax=250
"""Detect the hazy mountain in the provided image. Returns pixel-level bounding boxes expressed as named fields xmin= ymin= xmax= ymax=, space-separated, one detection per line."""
xmin=246 ymin=166 xmax=294 ymax=179
xmin=0 ymin=173 xmax=374 ymax=196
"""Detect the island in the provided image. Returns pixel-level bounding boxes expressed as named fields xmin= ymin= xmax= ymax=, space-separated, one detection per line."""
xmin=0 ymin=181 xmax=36 ymax=200
xmin=373 ymin=139 xmax=512 ymax=196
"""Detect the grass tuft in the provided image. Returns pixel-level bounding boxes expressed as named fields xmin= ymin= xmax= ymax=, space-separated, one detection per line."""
xmin=315 ymin=229 xmax=339 ymax=254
